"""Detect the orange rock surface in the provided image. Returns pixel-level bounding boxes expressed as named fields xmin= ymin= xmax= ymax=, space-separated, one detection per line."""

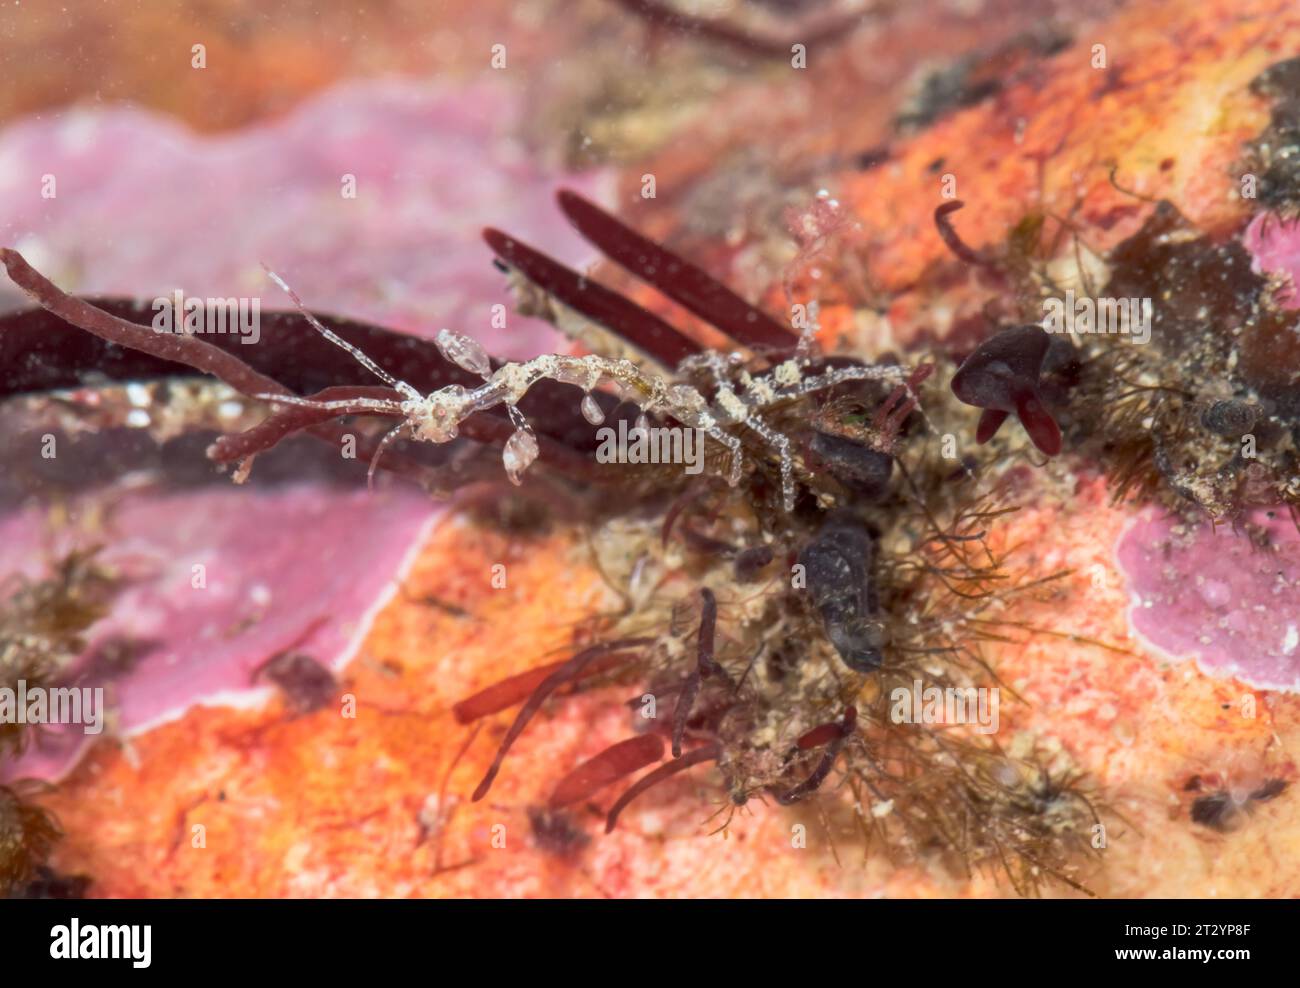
xmin=15 ymin=0 xmax=1300 ymax=896
xmin=41 ymin=474 xmax=1300 ymax=897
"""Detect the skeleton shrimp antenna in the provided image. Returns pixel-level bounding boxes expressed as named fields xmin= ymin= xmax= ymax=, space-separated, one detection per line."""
xmin=261 ymin=264 xmax=421 ymax=402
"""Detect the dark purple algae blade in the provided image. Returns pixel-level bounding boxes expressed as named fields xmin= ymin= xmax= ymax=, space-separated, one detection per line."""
xmin=556 ymin=189 xmax=798 ymax=350
xmin=0 ymin=300 xmax=614 ymax=465
xmin=0 ymin=296 xmax=474 ymax=399
xmin=484 ymin=227 xmax=703 ymax=368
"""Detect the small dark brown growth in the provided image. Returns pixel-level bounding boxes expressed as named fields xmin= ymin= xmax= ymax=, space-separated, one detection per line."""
xmin=1246 ymin=56 xmax=1300 ymax=215
xmin=733 ymin=545 xmax=775 ymax=582
xmin=810 ymin=431 xmax=894 ymax=500
xmin=254 ymin=652 xmax=338 ymax=715
xmin=895 ymin=27 xmax=1071 ymax=131
xmin=1189 ymin=779 xmax=1288 ymax=832
xmin=1200 ymin=399 xmax=1257 ymax=438
xmin=9 ymin=865 xmax=91 ymax=899
xmin=1250 ymin=778 xmax=1289 ymax=802
xmin=1189 ymin=792 xmax=1240 ymax=832
xmin=799 ymin=514 xmax=885 ymax=672
xmin=608 ymin=0 xmax=868 ymax=59
xmin=0 ymin=784 xmax=62 ymax=896
xmin=526 ymin=807 xmax=591 ymax=856
xmin=1082 ymin=200 xmax=1300 ymax=516
xmin=1 ymin=549 xmax=116 ymax=758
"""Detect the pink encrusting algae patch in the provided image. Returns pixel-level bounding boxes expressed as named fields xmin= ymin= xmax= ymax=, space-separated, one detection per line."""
xmin=1117 ymin=508 xmax=1300 ymax=692
xmin=0 ymin=486 xmax=438 ymax=783
xmin=0 ymin=76 xmax=608 ymax=358
xmin=1242 ymin=212 xmax=1300 ymax=309
xmin=0 ymin=78 xmax=608 ymax=781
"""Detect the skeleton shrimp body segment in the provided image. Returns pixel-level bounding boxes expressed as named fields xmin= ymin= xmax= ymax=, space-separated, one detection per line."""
xmin=263 ymin=272 xmax=906 ymax=507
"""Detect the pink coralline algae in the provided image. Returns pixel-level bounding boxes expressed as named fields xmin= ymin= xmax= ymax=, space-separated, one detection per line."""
xmin=0 ymin=77 xmax=607 ymax=358
xmin=0 ymin=487 xmax=435 ymax=783
xmin=0 ymin=79 xmax=608 ymax=781
xmin=1117 ymin=509 xmax=1300 ymax=692
xmin=1241 ymin=212 xmax=1300 ymax=310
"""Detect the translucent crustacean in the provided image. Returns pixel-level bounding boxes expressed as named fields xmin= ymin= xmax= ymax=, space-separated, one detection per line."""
xmin=254 ymin=265 xmax=908 ymax=511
